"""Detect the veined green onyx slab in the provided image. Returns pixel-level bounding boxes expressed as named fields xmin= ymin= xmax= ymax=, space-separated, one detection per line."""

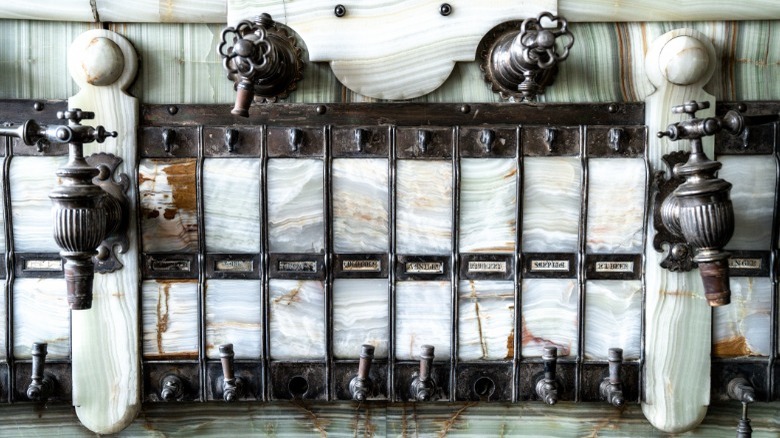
xmin=203 ymin=158 xmax=261 ymax=253
xmin=10 ymin=156 xmax=67 ymax=252
xmin=459 ymin=158 xmax=517 ymax=253
xmin=584 ymin=280 xmax=642 ymax=360
xmin=395 ymin=281 xmax=451 ymax=360
xmin=521 ymin=279 xmax=578 ymax=358
xmin=13 ymin=278 xmax=70 ymax=359
xmin=269 ymin=279 xmax=325 ymax=360
xmin=205 ymin=279 xmax=262 ymax=359
xmin=522 ymin=157 xmax=581 ymax=253
xmin=719 ymin=156 xmax=776 ymax=251
xmin=332 ymin=158 xmax=389 ymax=253
xmin=458 ymin=280 xmax=514 ymax=361
xmin=267 ymin=159 xmax=324 ymax=253
xmin=586 ymin=158 xmax=645 ymax=253
xmin=396 ymin=161 xmax=452 ymax=255
xmin=332 ymin=278 xmax=389 ymax=359
xmin=139 ymin=158 xmax=198 ymax=253
xmin=141 ymin=280 xmax=198 ymax=359
xmin=713 ymin=277 xmax=772 ymax=357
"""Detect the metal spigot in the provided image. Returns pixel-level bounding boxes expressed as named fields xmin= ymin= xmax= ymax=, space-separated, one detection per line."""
xmin=728 ymin=377 xmax=755 ymax=438
xmin=218 ymin=13 xmax=304 ymax=117
xmin=535 ymin=346 xmax=558 ymax=405
xmin=482 ymin=12 xmax=574 ymax=101
xmin=26 ymin=343 xmax=55 ymax=402
xmin=219 ymin=344 xmax=244 ymax=402
xmin=349 ymin=344 xmax=375 ymax=401
xmin=160 ymin=374 xmax=184 ymax=402
xmin=410 ymin=345 xmax=436 ymax=401
xmin=599 ymin=348 xmax=625 ymax=407
xmin=0 ymin=109 xmax=129 ymax=310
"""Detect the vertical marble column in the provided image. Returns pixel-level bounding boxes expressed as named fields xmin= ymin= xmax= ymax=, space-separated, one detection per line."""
xmin=642 ymin=29 xmax=717 ymax=433
xmin=67 ymin=30 xmax=140 ymax=433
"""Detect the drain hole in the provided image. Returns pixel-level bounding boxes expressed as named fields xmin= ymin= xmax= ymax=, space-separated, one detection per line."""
xmin=288 ymin=376 xmax=309 ymax=398
xmin=473 ymin=377 xmax=496 ymax=399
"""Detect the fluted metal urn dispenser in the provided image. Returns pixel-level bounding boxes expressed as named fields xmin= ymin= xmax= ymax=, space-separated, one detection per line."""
xmin=0 ymin=109 xmax=130 ymax=310
xmin=481 ymin=12 xmax=574 ymax=101
xmin=219 ymin=14 xmax=304 ymax=117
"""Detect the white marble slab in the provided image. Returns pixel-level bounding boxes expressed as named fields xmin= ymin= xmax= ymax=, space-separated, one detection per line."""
xmin=459 ymin=159 xmax=517 ymax=254
xmin=395 ymin=281 xmax=451 ymax=361
xmin=228 ymin=0 xmax=554 ymax=99
xmin=332 ymin=279 xmax=389 ymax=359
xmin=13 ymin=278 xmax=70 ymax=359
xmin=141 ymin=280 xmax=199 ymax=359
xmin=713 ymin=277 xmax=772 ymax=357
xmin=269 ymin=280 xmax=325 ymax=360
xmin=396 ymin=161 xmax=452 ymax=254
xmin=267 ymin=159 xmax=324 ymax=253
xmin=205 ymin=280 xmax=262 ymax=359
xmin=522 ymin=158 xmax=581 ymax=253
xmin=332 ymin=159 xmax=389 ymax=253
xmin=98 ymin=0 xmax=226 ymax=22
xmin=719 ymin=156 xmax=776 ymax=251
xmin=203 ymin=158 xmax=261 ymax=253
xmin=586 ymin=159 xmax=645 ymax=254
xmin=458 ymin=280 xmax=515 ymax=361
xmin=521 ymin=279 xmax=578 ymax=358
xmin=584 ymin=280 xmax=642 ymax=360
xmin=139 ymin=158 xmax=199 ymax=252
xmin=10 ymin=156 xmax=67 ymax=252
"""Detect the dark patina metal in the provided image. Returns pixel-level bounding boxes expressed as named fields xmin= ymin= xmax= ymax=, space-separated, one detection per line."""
xmin=599 ymin=348 xmax=625 ymax=407
xmin=348 ymin=344 xmax=375 ymax=401
xmin=25 ymin=343 xmax=55 ymax=402
xmin=217 ymin=344 xmax=245 ymax=402
xmin=143 ymin=363 xmax=199 ymax=402
xmin=534 ymin=346 xmax=559 ymax=405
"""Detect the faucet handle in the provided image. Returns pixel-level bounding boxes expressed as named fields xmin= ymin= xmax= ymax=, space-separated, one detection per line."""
xmin=27 ymin=342 xmax=55 ymax=402
xmin=728 ymin=376 xmax=755 ymax=438
xmin=410 ymin=345 xmax=436 ymax=401
xmin=535 ymin=346 xmax=558 ymax=405
xmin=671 ymin=100 xmax=710 ymax=118
xmin=349 ymin=344 xmax=375 ymax=401
xmin=57 ymin=108 xmax=94 ymax=124
xmin=160 ymin=374 xmax=184 ymax=401
xmin=219 ymin=343 xmax=244 ymax=402
xmin=600 ymin=347 xmax=625 ymax=407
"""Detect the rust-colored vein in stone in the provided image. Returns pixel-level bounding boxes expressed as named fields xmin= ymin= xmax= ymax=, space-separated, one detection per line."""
xmin=714 ymin=336 xmax=752 ymax=357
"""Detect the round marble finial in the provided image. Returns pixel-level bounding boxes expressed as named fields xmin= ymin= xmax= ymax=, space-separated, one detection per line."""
xmin=658 ymin=36 xmax=710 ymax=86
xmin=81 ymin=37 xmax=125 ymax=86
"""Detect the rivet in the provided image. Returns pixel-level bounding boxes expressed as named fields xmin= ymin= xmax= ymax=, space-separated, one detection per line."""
xmin=440 ymin=3 xmax=452 ymax=16
xmin=460 ymin=104 xmax=470 ymax=114
xmin=334 ymin=5 xmax=346 ymax=17
xmin=608 ymin=104 xmax=618 ymax=113
xmin=167 ymin=105 xmax=179 ymax=115
xmin=737 ymin=103 xmax=747 ymax=112
xmin=33 ymin=102 xmax=44 ymax=111
xmin=316 ymin=105 xmax=327 ymax=115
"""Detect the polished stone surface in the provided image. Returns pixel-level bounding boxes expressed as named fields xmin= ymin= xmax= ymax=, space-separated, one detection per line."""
xmin=10 ymin=156 xmax=67 ymax=252
xmin=395 ymin=281 xmax=452 ymax=360
xmin=141 ymin=280 xmax=199 ymax=359
xmin=586 ymin=158 xmax=645 ymax=253
xmin=713 ymin=277 xmax=772 ymax=357
xmin=522 ymin=158 xmax=581 ymax=252
xmin=458 ymin=280 xmax=515 ymax=361
xmin=13 ymin=278 xmax=70 ymax=359
xmin=203 ymin=158 xmax=261 ymax=253
xmin=396 ymin=160 xmax=452 ymax=255
xmin=521 ymin=279 xmax=578 ymax=358
xmin=332 ymin=158 xmax=389 ymax=253
xmin=205 ymin=279 xmax=262 ymax=359
xmin=459 ymin=159 xmax=517 ymax=253
xmin=332 ymin=278 xmax=389 ymax=359
xmin=584 ymin=280 xmax=642 ymax=360
xmin=720 ymin=156 xmax=776 ymax=250
xmin=269 ymin=279 xmax=325 ymax=360
xmin=267 ymin=159 xmax=324 ymax=253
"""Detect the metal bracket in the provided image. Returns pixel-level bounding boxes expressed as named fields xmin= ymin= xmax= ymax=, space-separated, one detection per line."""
xmin=652 ymin=150 xmax=695 ymax=272
xmin=87 ymin=152 xmax=131 ymax=274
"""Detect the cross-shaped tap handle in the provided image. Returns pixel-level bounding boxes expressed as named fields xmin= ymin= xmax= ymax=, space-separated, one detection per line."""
xmin=671 ymin=100 xmax=710 ymax=118
xmin=57 ymin=108 xmax=95 ymax=125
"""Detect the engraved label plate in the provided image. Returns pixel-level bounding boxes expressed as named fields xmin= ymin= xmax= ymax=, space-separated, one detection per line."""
xmin=15 ymin=254 xmax=65 ymax=278
xmin=278 ymin=260 xmax=317 ymax=272
xmin=405 ymin=261 xmax=444 ymax=274
xmin=24 ymin=259 xmax=62 ymax=271
xmin=216 ymin=259 xmax=254 ymax=272
xmin=530 ymin=260 xmax=569 ymax=271
xmin=396 ymin=255 xmax=450 ymax=280
xmin=152 ymin=259 xmax=191 ymax=272
xmin=726 ymin=251 xmax=770 ymax=277
xmin=206 ymin=254 xmax=261 ymax=279
xmin=269 ymin=254 xmax=325 ymax=280
xmin=143 ymin=254 xmax=198 ymax=279
xmin=343 ymin=259 xmax=381 ymax=272
xmin=595 ymin=261 xmax=634 ymax=273
xmin=523 ymin=253 xmax=576 ymax=278
xmin=468 ymin=261 xmax=507 ymax=273
xmin=585 ymin=255 xmax=641 ymax=280
xmin=729 ymin=258 xmax=761 ymax=270
xmin=333 ymin=254 xmax=388 ymax=278
xmin=460 ymin=254 xmax=514 ymax=280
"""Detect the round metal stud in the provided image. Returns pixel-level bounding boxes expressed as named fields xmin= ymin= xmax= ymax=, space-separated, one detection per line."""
xmin=608 ymin=104 xmax=619 ymax=113
xmin=33 ymin=102 xmax=44 ymax=111
xmin=334 ymin=4 xmax=346 ymax=17
xmin=737 ymin=102 xmax=747 ymax=112
xmin=440 ymin=3 xmax=452 ymax=16
xmin=316 ymin=105 xmax=327 ymax=115
xmin=460 ymin=104 xmax=471 ymax=114
xmin=167 ymin=105 xmax=179 ymax=115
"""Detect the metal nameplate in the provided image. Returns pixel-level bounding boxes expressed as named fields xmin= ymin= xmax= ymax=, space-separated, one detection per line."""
xmin=15 ymin=253 xmax=63 ymax=278
xmin=343 ymin=259 xmax=381 ymax=272
xmin=25 ymin=259 xmax=62 ymax=271
xmin=395 ymin=255 xmax=450 ymax=281
xmin=459 ymin=254 xmax=514 ymax=280
xmin=727 ymin=251 xmax=770 ymax=277
xmin=143 ymin=254 xmax=198 ymax=279
xmin=269 ymin=254 xmax=325 ymax=280
xmin=523 ymin=253 xmax=576 ymax=278
xmin=216 ymin=259 xmax=254 ymax=272
xmin=333 ymin=254 xmax=388 ymax=278
xmin=206 ymin=254 xmax=261 ymax=279
xmin=586 ymin=255 xmax=642 ymax=280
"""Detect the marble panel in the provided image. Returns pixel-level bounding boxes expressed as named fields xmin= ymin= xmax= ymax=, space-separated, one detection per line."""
xmin=267 ymin=159 xmax=324 ymax=253
xmin=13 ymin=278 xmax=70 ymax=359
xmin=584 ymin=280 xmax=642 ymax=360
xmin=713 ymin=277 xmax=772 ymax=357
xmin=719 ymin=156 xmax=776 ymax=251
xmin=332 ymin=279 xmax=389 ymax=359
xmin=269 ymin=279 xmax=325 ymax=360
xmin=396 ymin=161 xmax=452 ymax=255
xmin=395 ymin=281 xmax=451 ymax=361
xmin=10 ymin=156 xmax=67 ymax=252
xmin=141 ymin=280 xmax=198 ymax=359
xmin=521 ymin=279 xmax=578 ymax=358
xmin=522 ymin=158 xmax=581 ymax=253
xmin=459 ymin=159 xmax=517 ymax=253
xmin=139 ymin=158 xmax=198 ymax=252
xmin=586 ymin=159 xmax=645 ymax=253
xmin=205 ymin=280 xmax=262 ymax=359
xmin=332 ymin=158 xmax=389 ymax=253
xmin=203 ymin=158 xmax=261 ymax=253
xmin=458 ymin=280 xmax=515 ymax=361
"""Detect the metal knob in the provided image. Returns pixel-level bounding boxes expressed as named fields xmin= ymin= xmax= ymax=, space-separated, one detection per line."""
xmin=599 ymin=347 xmax=625 ymax=407
xmin=535 ymin=346 xmax=558 ymax=405
xmin=160 ymin=374 xmax=184 ymax=401
xmin=349 ymin=344 xmax=375 ymax=401
xmin=26 ymin=342 xmax=55 ymax=402
xmin=410 ymin=345 xmax=436 ymax=402
xmin=219 ymin=343 xmax=244 ymax=402
xmin=728 ymin=377 xmax=755 ymax=438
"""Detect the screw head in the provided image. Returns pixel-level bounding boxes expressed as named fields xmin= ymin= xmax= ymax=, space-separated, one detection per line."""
xmin=316 ymin=105 xmax=327 ymax=115
xmin=440 ymin=3 xmax=452 ymax=16
xmin=608 ymin=104 xmax=619 ymax=113
xmin=167 ymin=105 xmax=179 ymax=115
xmin=334 ymin=4 xmax=346 ymax=17
xmin=33 ymin=102 xmax=44 ymax=111
xmin=460 ymin=104 xmax=471 ymax=114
